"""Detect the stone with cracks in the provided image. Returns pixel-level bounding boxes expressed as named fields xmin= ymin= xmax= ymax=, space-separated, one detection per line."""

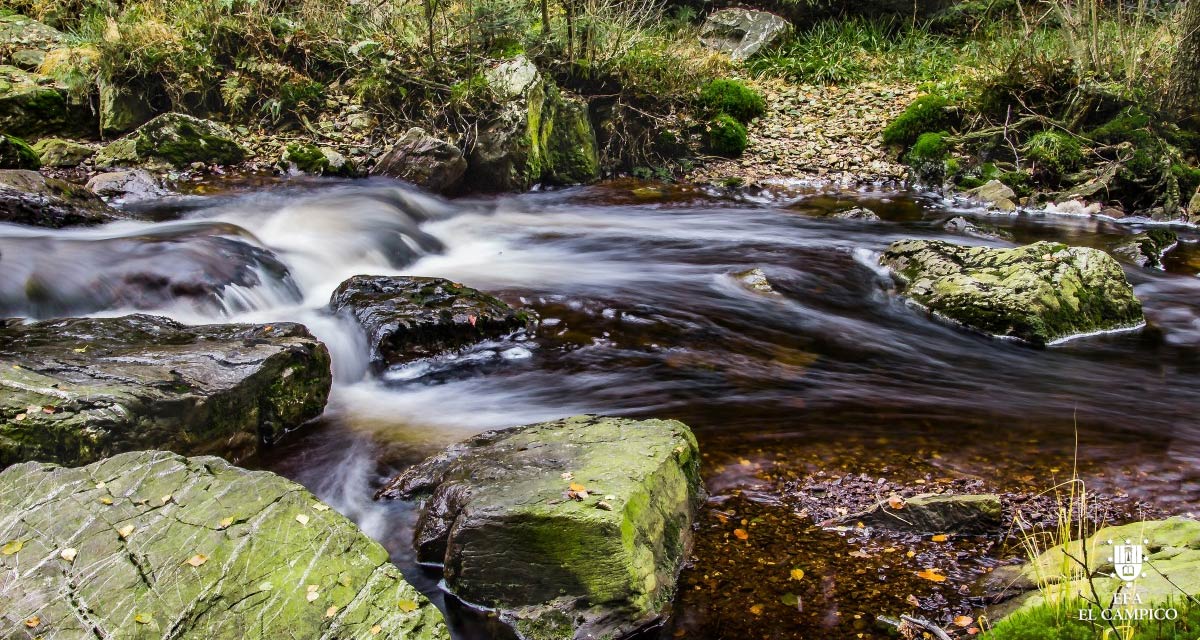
xmin=829 ymin=493 xmax=1002 ymax=534
xmin=700 ymin=9 xmax=791 ymax=61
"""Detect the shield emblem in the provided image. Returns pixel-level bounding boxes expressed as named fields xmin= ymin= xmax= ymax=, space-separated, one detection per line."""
xmin=1113 ymin=543 xmax=1143 ymax=582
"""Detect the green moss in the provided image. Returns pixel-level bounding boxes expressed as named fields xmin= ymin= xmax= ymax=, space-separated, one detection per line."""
xmin=882 ymin=94 xmax=956 ymax=147
xmin=282 ymin=142 xmax=329 ymax=174
xmin=984 ymin=598 xmax=1200 ymax=639
xmin=904 ymin=131 xmax=950 ymax=182
xmin=1023 ymin=131 xmax=1083 ymax=178
xmin=0 ymin=133 xmax=40 ymax=169
xmin=698 ymin=79 xmax=766 ymax=124
xmin=706 ymin=113 xmax=747 ymax=157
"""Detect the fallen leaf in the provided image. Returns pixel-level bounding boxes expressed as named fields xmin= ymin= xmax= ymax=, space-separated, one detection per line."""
xmin=790 ymin=568 xmax=804 ymax=581
xmin=185 ymin=554 xmax=208 ymax=567
xmin=931 ymin=534 xmax=949 ymax=542
xmin=467 ymin=315 xmax=477 ymax=326
xmin=117 ymin=525 xmax=134 ymax=539
xmin=258 ymin=581 xmax=273 ymax=591
xmin=560 ymin=472 xmax=573 ymax=480
xmin=907 ymin=594 xmax=920 ymax=607
xmin=73 ymin=345 xmax=89 ymax=353
xmin=954 ymin=615 xmax=974 ymax=627
xmin=296 ymin=514 xmax=310 ymax=526
xmin=916 ymin=568 xmax=947 ymax=583
xmin=849 ymin=550 xmax=873 ymax=559
xmin=24 ymin=616 xmax=39 ymax=628
xmin=306 ymin=590 xmax=320 ymax=602
xmin=2 ymin=539 xmax=23 ymax=555
xmin=99 ymin=497 xmax=113 ymax=505
xmin=312 ymin=504 xmax=330 ymax=512
xmin=61 ymin=548 xmax=77 ymax=562
xmin=325 ymin=605 xmax=338 ymax=618
xmin=397 ymin=599 xmax=419 ymax=612
xmin=370 ymin=625 xmax=382 ymax=635
xmin=568 ymin=482 xmax=587 ymax=492
xmin=219 ymin=517 xmax=233 ymax=529
xmin=733 ymin=528 xmax=749 ymax=540
xmin=95 ymin=481 xmax=106 ymax=489
xmin=968 ymin=627 xmax=980 ymax=635
xmin=780 ymin=592 xmax=799 ymax=607
xmin=738 ymin=458 xmax=751 ymax=467
xmin=307 ymin=584 xmax=319 ymax=592
xmin=887 ymin=495 xmax=906 ymax=510
xmin=134 ymin=612 xmax=152 ymax=624
xmin=14 ymin=413 xmax=24 ymax=421
xmin=749 ymin=604 xmax=764 ymax=615
xmin=160 ymin=494 xmax=172 ymax=505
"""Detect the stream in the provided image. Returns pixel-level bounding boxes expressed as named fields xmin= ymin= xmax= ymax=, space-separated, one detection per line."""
xmin=2 ymin=177 xmax=1199 ymax=638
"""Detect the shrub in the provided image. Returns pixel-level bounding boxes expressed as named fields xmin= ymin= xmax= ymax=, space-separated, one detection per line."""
xmin=699 ymin=79 xmax=766 ymax=124
xmin=882 ymin=94 xmax=956 ymax=147
xmin=706 ymin=113 xmax=748 ymax=157
xmin=1023 ymin=131 xmax=1083 ymax=178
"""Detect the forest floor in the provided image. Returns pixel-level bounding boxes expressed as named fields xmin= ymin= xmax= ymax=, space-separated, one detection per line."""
xmin=686 ymin=76 xmax=914 ymax=186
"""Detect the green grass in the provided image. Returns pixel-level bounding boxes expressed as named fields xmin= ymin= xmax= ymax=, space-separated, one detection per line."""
xmin=984 ymin=599 xmax=1200 ymax=639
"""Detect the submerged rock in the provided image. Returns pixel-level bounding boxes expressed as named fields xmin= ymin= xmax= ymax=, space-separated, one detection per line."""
xmin=830 ymin=493 xmax=1002 ymax=534
xmin=96 ymin=112 xmax=246 ymax=169
xmin=377 ymin=415 xmax=703 ymax=640
xmin=734 ymin=267 xmax=779 ymax=295
xmin=30 ymin=137 xmax=92 ymax=167
xmin=329 ymin=275 xmax=532 ymax=367
xmin=1110 ymin=228 xmax=1178 ymax=269
xmin=0 ymin=314 xmax=331 ymax=468
xmin=85 ymin=168 xmax=169 ymax=204
xmin=280 ymin=142 xmax=357 ymax=177
xmin=0 ymin=169 xmax=122 ymax=227
xmin=942 ymin=215 xmax=1012 ymax=241
xmin=373 ymin=128 xmax=468 ymax=193
xmin=700 ymin=9 xmax=791 ymax=61
xmin=0 ymin=450 xmax=448 ymax=639
xmin=880 ymin=239 xmax=1144 ymax=345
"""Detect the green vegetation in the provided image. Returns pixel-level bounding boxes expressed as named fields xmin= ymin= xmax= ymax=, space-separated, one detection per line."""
xmin=698 ymin=79 xmax=765 ymax=123
xmin=905 ymin=131 xmax=950 ymax=181
xmin=1024 ymin=131 xmax=1083 ymax=180
xmin=706 ymin=113 xmax=747 ymax=157
xmin=0 ymin=133 xmax=40 ymax=169
xmin=882 ymin=94 xmax=956 ymax=147
xmin=984 ymin=599 xmax=1200 ymax=639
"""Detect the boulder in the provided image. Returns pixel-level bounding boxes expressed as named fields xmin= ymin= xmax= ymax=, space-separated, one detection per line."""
xmin=98 ymin=79 xmax=154 ymax=136
xmin=96 ymin=112 xmax=246 ymax=169
xmin=0 ymin=314 xmax=331 ymax=468
xmin=0 ymin=450 xmax=449 ymax=639
xmin=829 ymin=493 xmax=1002 ymax=534
xmin=30 ymin=137 xmax=92 ymax=167
xmin=829 ymin=206 xmax=880 ymax=221
xmin=466 ymin=56 xmax=600 ymax=191
xmin=373 ymin=127 xmax=468 ymax=194
xmin=280 ymin=142 xmax=357 ymax=177
xmin=700 ymin=9 xmax=792 ymax=61
xmin=0 ymin=15 xmax=67 ymax=65
xmin=0 ymin=169 xmax=123 ymax=227
xmin=0 ymin=133 xmax=38 ymax=169
xmin=0 ymin=64 xmax=93 ymax=137
xmin=85 ymin=168 xmax=170 ymax=204
xmin=880 ymin=239 xmax=1144 ymax=345
xmin=966 ymin=179 xmax=1018 ymax=211
xmin=1110 ymin=229 xmax=1177 ymax=269
xmin=377 ymin=415 xmax=703 ymax=640
xmin=329 ymin=275 xmax=532 ymax=367
xmin=990 ymin=518 xmax=1200 ymax=618
xmin=734 ymin=267 xmax=779 ymax=295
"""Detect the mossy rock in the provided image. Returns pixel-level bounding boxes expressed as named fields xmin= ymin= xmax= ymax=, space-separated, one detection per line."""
xmin=30 ymin=137 xmax=91 ymax=167
xmin=377 ymin=415 xmax=704 ymax=640
xmin=1110 ymin=229 xmax=1178 ymax=269
xmin=328 ymin=275 xmax=533 ymax=368
xmin=0 ymin=314 xmax=331 ymax=468
xmin=281 ymin=142 xmax=330 ymax=174
xmin=0 ymin=169 xmax=122 ymax=227
xmin=0 ymin=450 xmax=448 ymax=639
xmin=882 ymin=94 xmax=957 ymax=148
xmin=880 ymin=239 xmax=1144 ymax=345
xmin=0 ymin=133 xmax=38 ymax=169
xmin=543 ymin=88 xmax=600 ymax=185
xmin=96 ymin=112 xmax=246 ymax=169
xmin=706 ymin=113 xmax=748 ymax=157
xmin=832 ymin=493 xmax=1002 ymax=534
xmin=0 ymin=65 xmax=92 ymax=137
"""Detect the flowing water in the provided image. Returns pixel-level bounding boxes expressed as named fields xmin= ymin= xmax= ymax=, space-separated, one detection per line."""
xmin=3 ymin=178 xmax=1199 ymax=638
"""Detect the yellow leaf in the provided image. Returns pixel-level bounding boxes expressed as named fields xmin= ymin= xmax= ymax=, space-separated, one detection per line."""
xmin=134 ymin=612 xmax=152 ymax=624
xmin=887 ymin=495 xmax=906 ymax=510
xmin=307 ymin=584 xmax=319 ymax=592
xmin=931 ymin=534 xmax=949 ymax=542
xmin=370 ymin=625 xmax=382 ymax=635
xmin=24 ymin=616 xmax=39 ymax=628
xmin=312 ymin=504 xmax=330 ymax=512
xmin=117 ymin=525 xmax=134 ymax=539
xmin=160 ymin=494 xmax=172 ymax=505
xmin=749 ymin=604 xmax=764 ymax=615
xmin=568 ymin=482 xmax=586 ymax=493
xmin=295 ymin=514 xmax=310 ymax=526
xmin=733 ymin=528 xmax=749 ymax=540
xmin=396 ymin=599 xmax=419 ymax=612
xmin=219 ymin=517 xmax=233 ymax=529
xmin=99 ymin=497 xmax=113 ymax=505
xmin=325 ymin=605 xmax=338 ymax=618
xmin=916 ymin=568 xmax=947 ymax=583
xmin=185 ymin=554 xmax=208 ymax=567
xmin=2 ymin=539 xmax=23 ymax=555
xmin=954 ymin=615 xmax=974 ymax=627
xmin=60 ymin=547 xmax=77 ymax=562
xmin=73 ymin=345 xmax=88 ymax=353
xmin=789 ymin=568 xmax=804 ymax=581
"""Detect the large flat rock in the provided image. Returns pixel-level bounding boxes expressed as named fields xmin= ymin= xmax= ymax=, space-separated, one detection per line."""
xmin=378 ymin=415 xmax=703 ymax=640
xmin=0 ymin=314 xmax=331 ymax=468
xmin=880 ymin=239 xmax=1144 ymax=345
xmin=0 ymin=450 xmax=449 ymax=640
xmin=329 ymin=275 xmax=532 ymax=367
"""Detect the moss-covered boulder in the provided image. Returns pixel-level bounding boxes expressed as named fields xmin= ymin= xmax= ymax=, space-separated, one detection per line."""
xmin=0 ymin=314 xmax=331 ymax=468
xmin=0 ymin=133 xmax=38 ymax=169
xmin=880 ymin=239 xmax=1144 ymax=345
xmin=30 ymin=137 xmax=91 ymax=167
xmin=0 ymin=450 xmax=448 ymax=640
xmin=280 ymin=142 xmax=357 ymax=177
xmin=0 ymin=65 xmax=93 ymax=137
xmin=96 ymin=112 xmax=246 ymax=169
xmin=1111 ymin=229 xmax=1178 ymax=270
xmin=465 ymin=56 xmax=599 ymax=191
xmin=329 ymin=275 xmax=532 ymax=367
xmin=0 ymin=14 xmax=68 ymax=66
xmin=0 ymin=169 xmax=124 ymax=227
xmin=377 ymin=415 xmax=703 ymax=640
xmin=99 ymin=79 xmax=154 ymax=136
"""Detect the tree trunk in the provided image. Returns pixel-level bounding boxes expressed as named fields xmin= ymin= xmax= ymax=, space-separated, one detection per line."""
xmin=424 ymin=0 xmax=436 ymax=60
xmin=1168 ymin=0 xmax=1200 ymax=119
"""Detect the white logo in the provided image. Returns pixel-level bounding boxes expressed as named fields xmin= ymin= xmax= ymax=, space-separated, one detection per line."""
xmin=1107 ymin=538 xmax=1148 ymax=584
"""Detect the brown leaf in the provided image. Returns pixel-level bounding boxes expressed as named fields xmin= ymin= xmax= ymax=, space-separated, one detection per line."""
xmin=906 ymin=594 xmax=920 ymax=607
xmin=185 ymin=554 xmax=208 ymax=567
xmin=916 ymin=568 xmax=947 ymax=583
xmin=954 ymin=615 xmax=974 ymax=627
xmin=887 ymin=495 xmax=906 ymax=510
xmin=733 ymin=528 xmax=749 ymax=540
xmin=24 ymin=616 xmax=39 ymax=628
xmin=931 ymin=534 xmax=949 ymax=542
xmin=749 ymin=604 xmax=764 ymax=615
xmin=117 ymin=525 xmax=134 ymax=539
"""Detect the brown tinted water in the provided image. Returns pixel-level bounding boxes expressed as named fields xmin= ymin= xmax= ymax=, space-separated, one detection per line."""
xmin=2 ymin=178 xmax=1197 ymax=638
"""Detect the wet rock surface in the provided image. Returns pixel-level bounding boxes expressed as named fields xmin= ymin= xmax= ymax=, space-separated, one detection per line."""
xmin=700 ymin=9 xmax=791 ymax=61
xmin=829 ymin=493 xmax=1003 ymax=534
xmin=85 ymin=168 xmax=170 ymax=205
xmin=0 ymin=169 xmax=124 ymax=227
xmin=0 ymin=450 xmax=448 ymax=640
xmin=372 ymin=127 xmax=468 ymax=194
xmin=1111 ymin=228 xmax=1178 ymax=269
xmin=0 ymin=314 xmax=331 ymax=468
xmin=378 ymin=415 xmax=703 ymax=640
xmin=96 ymin=112 xmax=246 ymax=170
xmin=329 ymin=275 xmax=532 ymax=367
xmin=880 ymin=239 xmax=1145 ymax=345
